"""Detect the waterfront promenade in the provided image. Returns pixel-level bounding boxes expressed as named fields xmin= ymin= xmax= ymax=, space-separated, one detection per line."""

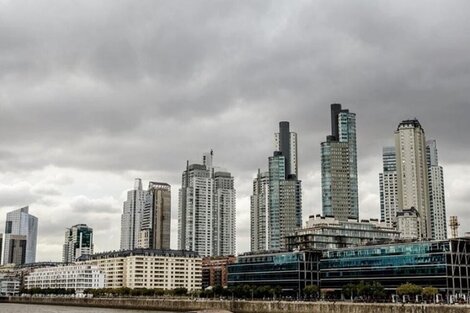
xmin=4 ymin=297 xmax=470 ymax=313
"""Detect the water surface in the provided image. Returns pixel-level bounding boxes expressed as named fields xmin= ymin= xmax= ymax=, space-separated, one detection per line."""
xmin=0 ymin=303 xmax=178 ymax=313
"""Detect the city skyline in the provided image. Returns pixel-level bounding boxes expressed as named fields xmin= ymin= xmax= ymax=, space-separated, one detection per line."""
xmin=1 ymin=1 xmax=470 ymax=261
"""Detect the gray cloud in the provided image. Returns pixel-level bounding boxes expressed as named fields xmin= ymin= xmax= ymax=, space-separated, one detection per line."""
xmin=1 ymin=0 xmax=470 ymax=260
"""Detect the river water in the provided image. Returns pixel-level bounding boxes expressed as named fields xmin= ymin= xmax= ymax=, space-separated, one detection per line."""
xmin=0 ymin=303 xmax=178 ymax=313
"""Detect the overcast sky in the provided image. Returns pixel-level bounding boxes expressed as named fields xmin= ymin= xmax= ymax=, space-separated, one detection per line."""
xmin=1 ymin=0 xmax=470 ymax=261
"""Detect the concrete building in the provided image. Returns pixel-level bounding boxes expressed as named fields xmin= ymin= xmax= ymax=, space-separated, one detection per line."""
xmin=0 ymin=279 xmax=20 ymax=296
xmin=25 ymin=264 xmax=104 ymax=294
xmin=321 ymin=104 xmax=359 ymax=221
xmin=202 ymin=255 xmax=236 ymax=289
xmin=275 ymin=121 xmax=298 ymax=178
xmin=139 ymin=182 xmax=171 ymax=250
xmin=286 ymin=215 xmax=400 ymax=251
xmin=120 ymin=178 xmax=146 ymax=251
xmin=80 ymin=249 xmax=202 ymax=291
xmin=379 ymin=147 xmax=399 ymax=228
xmin=427 ymin=140 xmax=448 ymax=240
xmin=2 ymin=207 xmax=38 ymax=265
xmin=178 ymin=151 xmax=236 ymax=257
xmin=250 ymin=170 xmax=270 ymax=252
xmin=397 ymin=207 xmax=420 ymax=239
xmin=395 ymin=119 xmax=431 ymax=239
xmin=63 ymin=224 xmax=93 ymax=263
xmin=214 ymin=171 xmax=236 ymax=256
xmin=268 ymin=151 xmax=302 ymax=251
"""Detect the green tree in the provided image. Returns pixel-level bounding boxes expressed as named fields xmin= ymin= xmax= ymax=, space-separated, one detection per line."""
xmin=422 ymin=286 xmax=438 ymax=302
xmin=303 ymin=285 xmax=319 ymax=300
xmin=397 ymin=283 xmax=422 ymax=296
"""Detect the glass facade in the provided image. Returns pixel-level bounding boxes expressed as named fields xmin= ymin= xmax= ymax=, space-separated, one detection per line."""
xmin=228 ymin=250 xmax=321 ymax=297
xmin=320 ymin=238 xmax=470 ymax=299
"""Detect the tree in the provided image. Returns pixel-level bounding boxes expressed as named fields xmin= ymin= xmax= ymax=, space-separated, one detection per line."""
xmin=342 ymin=283 xmax=357 ymax=300
xmin=422 ymin=286 xmax=438 ymax=302
xmin=303 ymin=285 xmax=319 ymax=300
xmin=397 ymin=283 xmax=422 ymax=297
xmin=172 ymin=287 xmax=188 ymax=296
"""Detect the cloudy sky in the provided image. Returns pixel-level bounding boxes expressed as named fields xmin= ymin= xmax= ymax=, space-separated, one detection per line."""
xmin=1 ymin=0 xmax=470 ymax=261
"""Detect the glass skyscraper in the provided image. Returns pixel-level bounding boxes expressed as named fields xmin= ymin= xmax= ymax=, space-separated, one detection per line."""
xmin=63 ymin=224 xmax=94 ymax=263
xmin=2 ymin=206 xmax=38 ymax=265
xmin=321 ymin=104 xmax=358 ymax=221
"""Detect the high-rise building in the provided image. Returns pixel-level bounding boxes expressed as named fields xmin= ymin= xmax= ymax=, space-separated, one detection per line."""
xmin=395 ymin=119 xmax=431 ymax=239
xmin=275 ymin=121 xmax=298 ymax=178
xmin=321 ymin=104 xmax=358 ymax=221
xmin=139 ymin=182 xmax=171 ymax=250
xmin=250 ymin=169 xmax=269 ymax=252
xmin=379 ymin=147 xmax=399 ymax=227
xmin=251 ymin=122 xmax=302 ymax=252
xmin=213 ymin=171 xmax=236 ymax=256
xmin=2 ymin=206 xmax=38 ymax=265
xmin=426 ymin=139 xmax=447 ymax=240
xmin=63 ymin=224 xmax=93 ymax=263
xmin=178 ymin=151 xmax=236 ymax=257
xmin=120 ymin=178 xmax=146 ymax=251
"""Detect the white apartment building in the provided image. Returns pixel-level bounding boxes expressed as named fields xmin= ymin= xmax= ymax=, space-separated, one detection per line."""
xmin=397 ymin=208 xmax=420 ymax=240
xmin=82 ymin=249 xmax=202 ymax=291
xmin=120 ymin=178 xmax=146 ymax=251
xmin=25 ymin=264 xmax=104 ymax=294
xmin=395 ymin=119 xmax=431 ymax=239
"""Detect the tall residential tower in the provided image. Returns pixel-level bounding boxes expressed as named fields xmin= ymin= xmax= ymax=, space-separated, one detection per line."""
xmin=321 ymin=104 xmax=358 ymax=221
xmin=120 ymin=178 xmax=145 ymax=250
xmin=395 ymin=119 xmax=431 ymax=239
xmin=178 ymin=152 xmax=236 ymax=257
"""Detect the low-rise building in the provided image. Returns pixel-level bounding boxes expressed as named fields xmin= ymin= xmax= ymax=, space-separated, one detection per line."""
xmin=320 ymin=238 xmax=470 ymax=301
xmin=79 ymin=249 xmax=202 ymax=291
xmin=202 ymin=255 xmax=236 ymax=289
xmin=0 ymin=279 xmax=20 ymax=296
xmin=285 ymin=215 xmax=400 ymax=251
xmin=228 ymin=250 xmax=321 ymax=298
xmin=397 ymin=207 xmax=420 ymax=239
xmin=25 ymin=264 xmax=104 ymax=294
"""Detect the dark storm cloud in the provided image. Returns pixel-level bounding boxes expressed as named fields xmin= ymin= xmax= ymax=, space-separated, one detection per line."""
xmin=1 ymin=0 xmax=470 ymax=257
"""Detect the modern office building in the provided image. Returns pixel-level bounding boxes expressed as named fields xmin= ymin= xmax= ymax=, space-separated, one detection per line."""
xmin=427 ymin=140 xmax=448 ymax=240
xmin=120 ymin=178 xmax=146 ymax=250
xmin=395 ymin=119 xmax=431 ymax=239
xmin=379 ymin=146 xmax=399 ymax=228
xmin=2 ymin=207 xmax=38 ymax=265
xmin=285 ymin=215 xmax=400 ymax=251
xmin=320 ymin=238 xmax=470 ymax=301
xmin=0 ymin=234 xmax=3 ymax=264
xmin=63 ymin=224 xmax=94 ymax=263
xmin=80 ymin=249 xmax=202 ymax=291
xmin=228 ymin=250 xmax=321 ymax=298
xmin=202 ymin=255 xmax=236 ymax=289
xmin=139 ymin=182 xmax=171 ymax=250
xmin=250 ymin=170 xmax=270 ymax=252
xmin=25 ymin=264 xmax=105 ymax=294
xmin=178 ymin=152 xmax=236 ymax=257
xmin=321 ymin=104 xmax=358 ymax=221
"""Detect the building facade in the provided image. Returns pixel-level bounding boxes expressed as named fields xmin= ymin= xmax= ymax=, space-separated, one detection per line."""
xmin=321 ymin=104 xmax=358 ymax=221
xmin=396 ymin=207 xmax=420 ymax=239
xmin=427 ymin=140 xmax=448 ymax=240
xmin=80 ymin=249 xmax=202 ymax=291
xmin=395 ymin=119 xmax=431 ymax=239
xmin=228 ymin=250 xmax=321 ymax=298
xmin=120 ymin=178 xmax=146 ymax=250
xmin=285 ymin=215 xmax=400 ymax=251
xmin=139 ymin=182 xmax=171 ymax=250
xmin=202 ymin=255 xmax=236 ymax=289
xmin=274 ymin=121 xmax=298 ymax=178
xmin=178 ymin=151 xmax=236 ymax=257
xmin=25 ymin=264 xmax=104 ymax=294
xmin=320 ymin=238 xmax=470 ymax=301
xmin=379 ymin=146 xmax=399 ymax=228
xmin=2 ymin=206 xmax=38 ymax=265
xmin=63 ymin=224 xmax=93 ymax=263
xmin=250 ymin=170 xmax=270 ymax=252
